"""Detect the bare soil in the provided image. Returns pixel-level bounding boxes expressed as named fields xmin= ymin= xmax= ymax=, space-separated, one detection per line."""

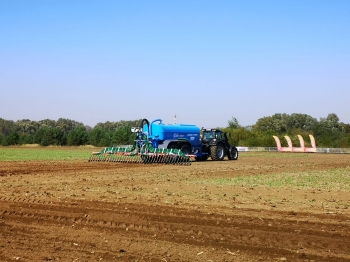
xmin=1 ymin=152 xmax=350 ymax=261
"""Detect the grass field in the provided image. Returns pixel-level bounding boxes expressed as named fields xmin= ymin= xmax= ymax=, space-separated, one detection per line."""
xmin=195 ymin=167 xmax=350 ymax=190
xmin=0 ymin=146 xmax=99 ymax=161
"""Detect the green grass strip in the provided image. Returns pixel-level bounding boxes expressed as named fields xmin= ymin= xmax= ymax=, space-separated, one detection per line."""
xmin=194 ymin=167 xmax=350 ymax=190
xmin=241 ymin=152 xmax=311 ymax=158
xmin=0 ymin=147 xmax=96 ymax=161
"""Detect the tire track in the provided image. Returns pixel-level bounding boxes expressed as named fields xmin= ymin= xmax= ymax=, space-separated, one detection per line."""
xmin=1 ymin=199 xmax=350 ymax=261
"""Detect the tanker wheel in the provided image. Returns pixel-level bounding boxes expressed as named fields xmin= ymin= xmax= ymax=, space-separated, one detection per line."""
xmin=228 ymin=146 xmax=238 ymax=160
xmin=210 ymin=145 xmax=225 ymax=161
xmin=180 ymin=144 xmax=191 ymax=155
xmin=168 ymin=144 xmax=178 ymax=153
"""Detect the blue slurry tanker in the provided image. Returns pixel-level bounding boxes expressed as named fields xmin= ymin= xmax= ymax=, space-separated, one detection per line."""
xmin=142 ymin=118 xmax=200 ymax=155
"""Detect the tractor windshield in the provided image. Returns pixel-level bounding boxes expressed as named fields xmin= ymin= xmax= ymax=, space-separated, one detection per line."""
xmin=202 ymin=131 xmax=215 ymax=141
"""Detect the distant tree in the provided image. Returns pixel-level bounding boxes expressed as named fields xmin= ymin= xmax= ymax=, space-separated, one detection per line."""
xmin=38 ymin=119 xmax=57 ymax=128
xmin=67 ymin=126 xmax=88 ymax=146
xmin=34 ymin=126 xmax=65 ymax=146
xmin=0 ymin=118 xmax=15 ymax=136
xmin=227 ymin=117 xmax=240 ymax=129
xmin=225 ymin=127 xmax=252 ymax=145
xmin=99 ymin=130 xmax=114 ymax=147
xmin=94 ymin=119 xmax=143 ymax=131
xmin=88 ymin=127 xmax=105 ymax=146
xmin=286 ymin=113 xmax=317 ymax=131
xmin=342 ymin=123 xmax=350 ymax=133
xmin=14 ymin=119 xmax=39 ymax=135
xmin=1 ymin=136 xmax=8 ymax=146
xmin=253 ymin=113 xmax=288 ymax=133
xmin=0 ymin=134 xmax=5 ymax=146
xmin=112 ymin=125 xmax=135 ymax=145
xmin=319 ymin=113 xmax=341 ymax=133
xmin=313 ymin=113 xmax=346 ymax=147
xmin=6 ymin=131 xmax=20 ymax=145
xmin=85 ymin=125 xmax=93 ymax=132
xmin=56 ymin=118 xmax=85 ymax=133
xmin=19 ymin=134 xmax=35 ymax=145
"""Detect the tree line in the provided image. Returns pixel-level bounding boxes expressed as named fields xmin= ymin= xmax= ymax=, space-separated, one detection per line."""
xmin=224 ymin=113 xmax=350 ymax=148
xmin=0 ymin=118 xmax=141 ymax=147
xmin=1 ymin=113 xmax=349 ymax=148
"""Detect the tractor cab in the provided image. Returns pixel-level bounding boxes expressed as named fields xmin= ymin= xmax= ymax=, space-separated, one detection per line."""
xmin=201 ymin=129 xmax=225 ymax=142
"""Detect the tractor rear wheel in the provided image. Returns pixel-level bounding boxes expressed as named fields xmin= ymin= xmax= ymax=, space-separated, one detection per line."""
xmin=210 ymin=145 xmax=225 ymax=161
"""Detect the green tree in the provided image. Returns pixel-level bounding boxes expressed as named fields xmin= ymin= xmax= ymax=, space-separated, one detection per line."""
xmin=286 ymin=113 xmax=317 ymax=131
xmin=34 ymin=127 xmax=65 ymax=146
xmin=67 ymin=126 xmax=88 ymax=146
xmin=0 ymin=118 xmax=15 ymax=136
xmin=88 ymin=127 xmax=105 ymax=146
xmin=1 ymin=136 xmax=8 ymax=146
xmin=6 ymin=131 xmax=20 ymax=145
xmin=112 ymin=125 xmax=134 ymax=145
xmin=88 ymin=127 xmax=122 ymax=147
xmin=99 ymin=130 xmax=114 ymax=147
xmin=56 ymin=118 xmax=85 ymax=133
xmin=312 ymin=113 xmax=343 ymax=147
xmin=253 ymin=113 xmax=289 ymax=133
xmin=21 ymin=134 xmax=35 ymax=145
xmin=227 ymin=117 xmax=240 ymax=129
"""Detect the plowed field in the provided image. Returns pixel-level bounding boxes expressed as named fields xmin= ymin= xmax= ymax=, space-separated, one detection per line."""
xmin=1 ymin=152 xmax=350 ymax=261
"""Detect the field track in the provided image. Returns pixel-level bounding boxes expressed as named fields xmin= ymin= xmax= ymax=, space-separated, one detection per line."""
xmin=1 ymin=152 xmax=350 ymax=261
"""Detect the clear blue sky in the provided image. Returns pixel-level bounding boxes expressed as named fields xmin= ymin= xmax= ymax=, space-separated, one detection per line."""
xmin=1 ymin=0 xmax=349 ymax=128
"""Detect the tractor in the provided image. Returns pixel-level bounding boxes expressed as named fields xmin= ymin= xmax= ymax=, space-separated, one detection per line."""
xmin=196 ymin=129 xmax=238 ymax=161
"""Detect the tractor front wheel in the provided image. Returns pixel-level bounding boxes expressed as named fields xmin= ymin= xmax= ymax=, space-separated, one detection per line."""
xmin=228 ymin=146 xmax=238 ymax=160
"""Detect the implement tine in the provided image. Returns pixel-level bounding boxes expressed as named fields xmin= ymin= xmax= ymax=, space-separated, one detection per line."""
xmin=146 ymin=154 xmax=152 ymax=164
xmin=151 ymin=154 xmax=156 ymax=163
xmin=161 ymin=153 xmax=167 ymax=164
xmin=157 ymin=154 xmax=163 ymax=164
xmin=173 ymin=155 xmax=178 ymax=165
xmin=159 ymin=154 xmax=164 ymax=164
xmin=142 ymin=154 xmax=148 ymax=164
xmin=154 ymin=154 xmax=159 ymax=164
xmin=148 ymin=154 xmax=153 ymax=164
